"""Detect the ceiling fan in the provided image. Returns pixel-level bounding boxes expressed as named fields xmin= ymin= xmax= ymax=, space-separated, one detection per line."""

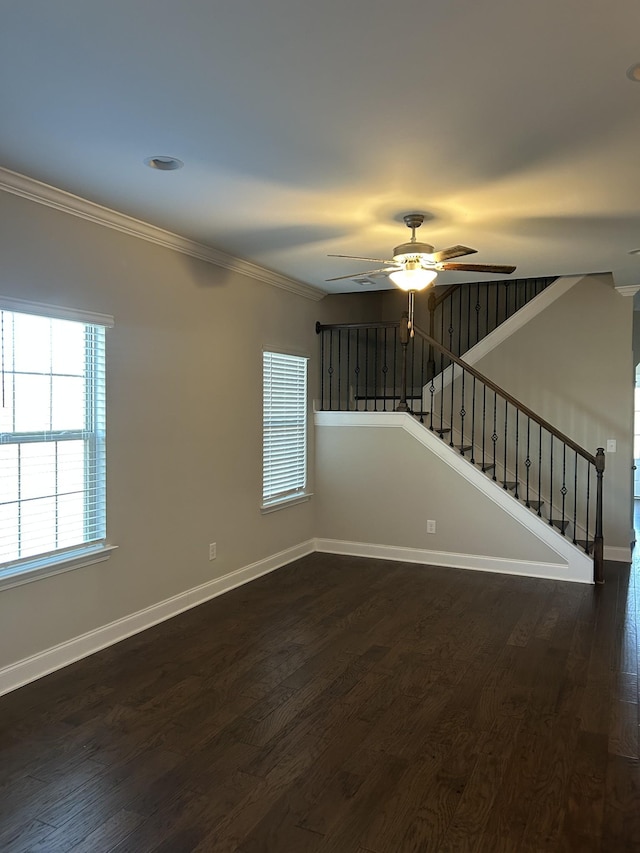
xmin=326 ymin=213 xmax=516 ymax=291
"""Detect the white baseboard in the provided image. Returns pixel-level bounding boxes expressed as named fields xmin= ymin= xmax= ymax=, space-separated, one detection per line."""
xmin=314 ymin=538 xmax=593 ymax=584
xmin=604 ymin=545 xmax=632 ymax=563
xmin=0 ymin=540 xmax=315 ymax=697
xmin=1 ymin=528 xmax=610 ymax=697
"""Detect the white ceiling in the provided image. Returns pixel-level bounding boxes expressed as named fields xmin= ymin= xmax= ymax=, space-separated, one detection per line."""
xmin=2 ymin=0 xmax=640 ymax=294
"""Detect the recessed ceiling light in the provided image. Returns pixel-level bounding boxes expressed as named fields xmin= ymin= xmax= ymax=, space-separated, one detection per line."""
xmin=144 ymin=156 xmax=184 ymax=171
xmin=626 ymin=63 xmax=640 ymax=82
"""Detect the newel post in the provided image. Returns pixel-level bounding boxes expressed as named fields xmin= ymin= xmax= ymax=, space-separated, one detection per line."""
xmin=396 ymin=311 xmax=410 ymax=412
xmin=594 ymin=447 xmax=605 ymax=584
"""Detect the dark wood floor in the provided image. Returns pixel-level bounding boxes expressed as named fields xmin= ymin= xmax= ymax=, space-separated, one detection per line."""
xmin=0 ymin=552 xmax=638 ymax=852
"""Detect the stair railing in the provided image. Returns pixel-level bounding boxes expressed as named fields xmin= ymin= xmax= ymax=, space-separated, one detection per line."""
xmin=316 ymin=315 xmax=605 ymax=584
xmin=426 ymin=276 xmax=556 ymax=372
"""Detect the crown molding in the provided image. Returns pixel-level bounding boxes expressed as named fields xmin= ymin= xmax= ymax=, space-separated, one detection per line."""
xmin=0 ymin=167 xmax=325 ymax=302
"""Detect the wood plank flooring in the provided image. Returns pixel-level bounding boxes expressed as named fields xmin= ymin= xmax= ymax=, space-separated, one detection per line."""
xmin=0 ymin=552 xmax=638 ymax=852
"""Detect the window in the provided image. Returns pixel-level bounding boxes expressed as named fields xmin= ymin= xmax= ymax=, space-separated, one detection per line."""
xmin=262 ymin=351 xmax=308 ymax=508
xmin=0 ymin=299 xmax=112 ymax=583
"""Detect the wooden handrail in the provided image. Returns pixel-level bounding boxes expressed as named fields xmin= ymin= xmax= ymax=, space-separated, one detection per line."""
xmin=411 ymin=322 xmax=597 ymax=465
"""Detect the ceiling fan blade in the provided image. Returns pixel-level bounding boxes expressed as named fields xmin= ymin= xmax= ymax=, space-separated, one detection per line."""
xmin=430 ymin=245 xmax=477 ymax=263
xmin=325 ymin=267 xmax=399 ymax=282
xmin=439 ymin=263 xmax=517 ymax=274
xmin=328 ymin=254 xmax=397 ymax=265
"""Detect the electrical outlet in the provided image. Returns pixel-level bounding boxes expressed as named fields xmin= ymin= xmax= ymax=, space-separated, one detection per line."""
xmin=209 ymin=542 xmax=217 ymax=560
xmin=427 ymin=520 xmax=436 ymax=534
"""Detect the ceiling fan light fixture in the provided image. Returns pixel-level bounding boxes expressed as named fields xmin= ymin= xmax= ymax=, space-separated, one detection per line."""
xmin=389 ymin=267 xmax=438 ymax=291
xmin=626 ymin=63 xmax=640 ymax=82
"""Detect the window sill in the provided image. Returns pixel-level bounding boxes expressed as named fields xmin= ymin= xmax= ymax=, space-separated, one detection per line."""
xmin=0 ymin=545 xmax=119 ymax=592
xmin=261 ymin=492 xmax=313 ymax=514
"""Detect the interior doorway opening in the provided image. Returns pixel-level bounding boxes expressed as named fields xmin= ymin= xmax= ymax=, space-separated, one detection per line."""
xmin=634 ymin=363 xmax=640 ymax=499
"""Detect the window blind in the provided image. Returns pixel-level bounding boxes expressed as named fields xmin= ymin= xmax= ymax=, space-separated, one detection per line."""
xmin=262 ymin=351 xmax=308 ymax=505
xmin=0 ymin=308 xmax=107 ymax=572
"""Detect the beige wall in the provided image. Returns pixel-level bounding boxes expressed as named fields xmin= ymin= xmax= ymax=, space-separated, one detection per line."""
xmin=473 ymin=274 xmax=634 ymax=550
xmin=0 ymin=191 xmax=333 ymax=668
xmin=315 ymin=424 xmax=560 ymax=563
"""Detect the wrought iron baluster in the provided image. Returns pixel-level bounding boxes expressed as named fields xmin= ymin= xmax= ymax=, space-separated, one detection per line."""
xmin=346 ymin=329 xmax=351 ymax=410
xmin=470 ymin=376 xmax=476 ymax=463
xmin=549 ymin=434 xmax=554 ymax=526
xmin=449 ymin=358 xmax=455 ymax=446
xmin=448 ymin=295 xmax=454 ymax=354
xmin=481 ymin=384 xmax=486 ymax=470
xmin=329 ymin=328 xmax=334 ymax=409
xmin=585 ymin=463 xmax=591 ymax=551
xmin=492 ymin=391 xmax=497 ymax=480
xmin=460 ymin=366 xmax=466 ymax=453
xmin=320 ymin=327 xmax=325 ymax=409
xmin=392 ymin=327 xmax=397 ymax=404
xmin=573 ymin=450 xmax=578 ymax=544
xmin=475 ymin=283 xmax=480 ymax=348
xmin=383 ymin=328 xmax=388 ymax=411
xmin=365 ymin=328 xmax=369 ymax=411
xmin=560 ymin=442 xmax=567 ymax=536
xmin=440 ymin=352 xmax=445 ymax=437
xmin=429 ymin=375 xmax=435 ymax=431
xmin=538 ymin=424 xmax=543 ymax=516
xmin=373 ymin=328 xmax=378 ymax=411
xmin=458 ymin=287 xmax=462 ymax=356
xmin=503 ymin=400 xmax=508 ymax=486
xmin=514 ymin=409 xmax=519 ymax=497
xmin=466 ymin=285 xmax=471 ymax=354
xmin=355 ymin=329 xmax=360 ymax=407
xmin=337 ymin=329 xmax=342 ymax=409
xmin=419 ymin=334 xmax=425 ymax=423
xmin=560 ymin=443 xmax=567 ymax=535
xmin=525 ymin=416 xmax=531 ymax=506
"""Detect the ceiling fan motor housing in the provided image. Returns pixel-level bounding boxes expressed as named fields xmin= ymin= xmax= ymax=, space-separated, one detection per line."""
xmin=393 ymin=241 xmax=434 ymax=263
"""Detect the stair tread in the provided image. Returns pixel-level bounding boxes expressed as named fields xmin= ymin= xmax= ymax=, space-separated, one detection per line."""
xmin=502 ymin=481 xmax=518 ymax=490
xmin=550 ymin=518 xmax=570 ymax=532
xmin=526 ymin=500 xmax=544 ymax=510
xmin=478 ymin=462 xmax=495 ymax=471
xmin=575 ymin=538 xmax=595 ymax=553
xmin=456 ymin=445 xmax=473 ymax=452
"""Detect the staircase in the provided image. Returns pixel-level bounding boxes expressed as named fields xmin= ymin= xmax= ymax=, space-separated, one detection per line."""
xmin=316 ymin=278 xmax=605 ymax=583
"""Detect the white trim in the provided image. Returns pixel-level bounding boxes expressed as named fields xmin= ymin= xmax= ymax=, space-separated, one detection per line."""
xmin=314 ymin=538 xmax=582 ymax=583
xmin=260 ymin=492 xmax=313 ymax=513
xmin=0 ymin=545 xmax=118 ymax=592
xmin=0 ymin=539 xmax=314 ymax=697
xmin=604 ymin=545 xmax=632 ymax=562
xmin=0 ymin=167 xmax=325 ymax=303
xmin=0 ymin=295 xmax=114 ymax=327
xmin=314 ymin=410 xmax=594 ymax=583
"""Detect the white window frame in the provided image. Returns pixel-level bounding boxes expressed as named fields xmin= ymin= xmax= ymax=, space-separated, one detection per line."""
xmin=0 ymin=296 xmax=115 ymax=590
xmin=262 ymin=350 xmax=310 ymax=511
